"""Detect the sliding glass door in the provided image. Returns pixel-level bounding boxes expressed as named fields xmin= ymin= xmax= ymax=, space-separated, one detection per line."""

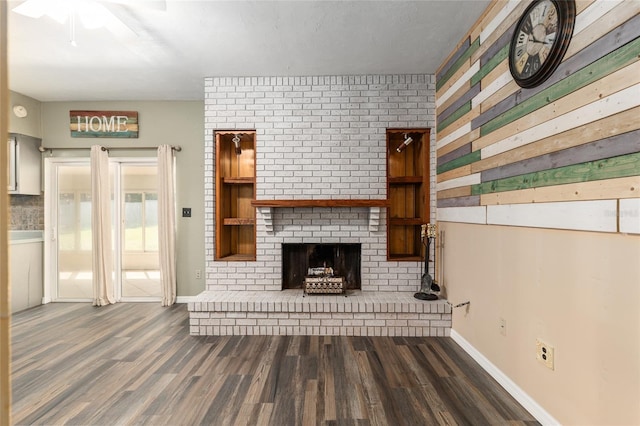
xmin=120 ymin=164 xmax=161 ymax=299
xmin=56 ymin=164 xmax=94 ymax=299
xmin=46 ymin=158 xmax=160 ymax=302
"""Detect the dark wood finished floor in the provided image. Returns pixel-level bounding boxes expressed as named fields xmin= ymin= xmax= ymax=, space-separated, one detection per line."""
xmin=11 ymin=303 xmax=538 ymax=425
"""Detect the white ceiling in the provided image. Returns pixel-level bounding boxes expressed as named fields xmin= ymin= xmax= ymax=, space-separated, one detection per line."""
xmin=8 ymin=0 xmax=491 ymax=102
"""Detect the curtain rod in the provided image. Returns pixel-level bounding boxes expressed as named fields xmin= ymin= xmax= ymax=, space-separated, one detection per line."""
xmin=38 ymin=145 xmax=182 ymax=153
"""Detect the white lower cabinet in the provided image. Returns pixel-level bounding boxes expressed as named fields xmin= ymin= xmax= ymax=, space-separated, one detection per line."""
xmin=10 ymin=236 xmax=43 ymax=313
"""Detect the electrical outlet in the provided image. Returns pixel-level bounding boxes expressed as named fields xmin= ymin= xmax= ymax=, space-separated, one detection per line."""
xmin=499 ymin=317 xmax=507 ymax=336
xmin=536 ymin=339 xmax=554 ymax=370
xmin=195 ymin=269 xmax=202 ymax=279
xmin=182 ymin=208 xmax=192 ymax=218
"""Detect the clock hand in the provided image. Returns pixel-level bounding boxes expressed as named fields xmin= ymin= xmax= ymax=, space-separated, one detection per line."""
xmin=529 ymin=36 xmax=553 ymax=44
xmin=530 ymin=33 xmax=555 ymax=45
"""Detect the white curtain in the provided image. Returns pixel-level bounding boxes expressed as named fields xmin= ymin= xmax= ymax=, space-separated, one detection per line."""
xmin=158 ymin=145 xmax=177 ymax=306
xmin=91 ymin=146 xmax=115 ymax=306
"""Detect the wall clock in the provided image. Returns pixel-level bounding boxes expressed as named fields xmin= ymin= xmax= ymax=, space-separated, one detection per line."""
xmin=13 ymin=105 xmax=28 ymax=118
xmin=509 ymin=0 xmax=575 ymax=88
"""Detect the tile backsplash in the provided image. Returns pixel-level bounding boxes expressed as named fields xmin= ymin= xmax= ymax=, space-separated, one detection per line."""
xmin=9 ymin=194 xmax=44 ymax=230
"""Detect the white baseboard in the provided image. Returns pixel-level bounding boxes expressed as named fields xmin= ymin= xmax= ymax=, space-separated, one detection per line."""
xmin=176 ymin=296 xmax=198 ymax=304
xmin=450 ymin=330 xmax=560 ymax=426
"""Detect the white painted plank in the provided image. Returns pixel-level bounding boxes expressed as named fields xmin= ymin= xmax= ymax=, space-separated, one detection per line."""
xmin=479 ymin=0 xmax=520 ymax=44
xmin=436 ymin=61 xmax=481 ymax=108
xmin=436 ymin=173 xmax=481 ymax=192
xmin=487 ymin=200 xmax=618 ymax=232
xmin=472 ymin=70 xmax=511 ymax=109
xmin=574 ymin=0 xmax=623 ymax=35
xmin=437 ymin=206 xmax=487 ymax=224
xmin=481 ymin=83 xmax=640 ymax=159
xmin=620 ymin=198 xmax=640 ymax=234
xmin=437 ymin=122 xmax=472 ymax=150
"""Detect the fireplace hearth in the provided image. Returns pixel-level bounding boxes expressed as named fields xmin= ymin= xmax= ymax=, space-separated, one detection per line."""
xmin=282 ymin=243 xmax=361 ymax=291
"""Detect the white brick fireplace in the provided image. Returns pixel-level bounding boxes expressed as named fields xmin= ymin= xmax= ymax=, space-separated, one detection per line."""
xmin=189 ymin=74 xmax=451 ymax=336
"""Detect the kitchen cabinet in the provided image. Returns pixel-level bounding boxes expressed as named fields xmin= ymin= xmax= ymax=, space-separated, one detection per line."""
xmin=215 ymin=130 xmax=256 ymax=260
xmin=8 ymin=133 xmax=42 ymax=195
xmin=9 ymin=231 xmax=44 ymax=313
xmin=386 ymin=128 xmax=430 ymax=261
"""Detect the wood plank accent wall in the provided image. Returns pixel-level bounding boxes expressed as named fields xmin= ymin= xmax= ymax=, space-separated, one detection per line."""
xmin=435 ymin=0 xmax=640 ymax=234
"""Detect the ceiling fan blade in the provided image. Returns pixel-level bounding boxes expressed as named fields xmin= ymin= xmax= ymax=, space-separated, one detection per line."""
xmin=13 ymin=0 xmax=69 ymax=23
xmin=12 ymin=0 xmax=47 ymax=19
xmin=104 ymin=0 xmax=167 ymax=12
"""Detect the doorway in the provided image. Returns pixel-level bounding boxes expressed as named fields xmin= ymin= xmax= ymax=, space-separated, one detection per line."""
xmin=45 ymin=158 xmax=161 ymax=302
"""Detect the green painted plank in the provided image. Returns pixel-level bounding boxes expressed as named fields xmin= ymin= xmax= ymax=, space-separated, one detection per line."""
xmin=480 ymin=37 xmax=640 ymax=137
xmin=471 ymin=44 xmax=509 ymax=87
xmin=437 ymin=150 xmax=481 ymax=175
xmin=471 ymin=152 xmax=640 ymax=195
xmin=436 ymin=37 xmax=481 ymax=92
xmin=437 ymin=101 xmax=471 ymax=133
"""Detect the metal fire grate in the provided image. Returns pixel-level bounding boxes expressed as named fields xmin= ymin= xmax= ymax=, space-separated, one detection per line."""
xmin=304 ymin=276 xmax=345 ymax=295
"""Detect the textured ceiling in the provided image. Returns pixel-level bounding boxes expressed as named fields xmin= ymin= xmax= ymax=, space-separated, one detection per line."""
xmin=8 ymin=0 xmax=491 ymax=101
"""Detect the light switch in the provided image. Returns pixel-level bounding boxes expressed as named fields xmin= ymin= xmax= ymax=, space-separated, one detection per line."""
xmin=182 ymin=208 xmax=191 ymax=218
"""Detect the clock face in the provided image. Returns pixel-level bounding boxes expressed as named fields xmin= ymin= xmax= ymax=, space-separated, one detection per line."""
xmin=512 ymin=1 xmax=557 ymax=79
xmin=509 ymin=0 xmax=575 ymax=88
xmin=13 ymin=105 xmax=28 ymax=118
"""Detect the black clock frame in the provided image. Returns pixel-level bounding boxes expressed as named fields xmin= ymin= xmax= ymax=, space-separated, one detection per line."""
xmin=509 ymin=0 xmax=576 ymax=88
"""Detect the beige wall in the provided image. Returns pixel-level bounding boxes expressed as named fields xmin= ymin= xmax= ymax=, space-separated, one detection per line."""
xmin=9 ymin=91 xmax=42 ymax=137
xmin=434 ymin=0 xmax=640 ymax=424
xmin=441 ymin=222 xmax=640 ymax=425
xmin=41 ymin=100 xmax=205 ymax=297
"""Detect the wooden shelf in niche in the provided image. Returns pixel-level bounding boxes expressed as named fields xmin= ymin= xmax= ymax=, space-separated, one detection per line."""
xmin=386 ymin=128 xmax=430 ymax=261
xmin=223 ymin=218 xmax=256 ymax=226
xmin=388 ymin=176 xmax=423 ymax=184
xmin=215 ymin=130 xmax=256 ymax=261
xmin=223 ymin=177 xmax=254 ymax=184
xmin=220 ymin=253 xmax=255 ymax=262
xmin=388 ymin=218 xmax=424 ymax=226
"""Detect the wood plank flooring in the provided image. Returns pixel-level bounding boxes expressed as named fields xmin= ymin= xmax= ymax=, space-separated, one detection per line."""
xmin=11 ymin=303 xmax=539 ymax=425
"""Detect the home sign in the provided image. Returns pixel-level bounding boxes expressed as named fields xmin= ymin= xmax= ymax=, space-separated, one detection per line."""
xmin=70 ymin=110 xmax=139 ymax=138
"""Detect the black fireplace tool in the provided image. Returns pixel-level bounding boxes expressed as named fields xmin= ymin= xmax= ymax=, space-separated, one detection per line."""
xmin=414 ymin=223 xmax=439 ymax=301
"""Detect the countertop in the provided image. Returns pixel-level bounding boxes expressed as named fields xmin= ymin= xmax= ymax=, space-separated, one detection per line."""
xmin=9 ymin=230 xmax=44 ymax=244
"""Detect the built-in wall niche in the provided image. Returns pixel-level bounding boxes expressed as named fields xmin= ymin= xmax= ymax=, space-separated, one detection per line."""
xmin=386 ymin=128 xmax=430 ymax=261
xmin=282 ymin=243 xmax=361 ymax=290
xmin=215 ymin=130 xmax=256 ymax=261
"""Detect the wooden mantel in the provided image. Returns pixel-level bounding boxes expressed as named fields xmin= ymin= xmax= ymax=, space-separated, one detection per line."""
xmin=251 ymin=199 xmax=388 ymax=232
xmin=251 ymin=199 xmax=389 ymax=208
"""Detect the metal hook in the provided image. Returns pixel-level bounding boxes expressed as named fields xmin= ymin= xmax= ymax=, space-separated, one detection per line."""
xmin=232 ymin=134 xmax=242 ymax=155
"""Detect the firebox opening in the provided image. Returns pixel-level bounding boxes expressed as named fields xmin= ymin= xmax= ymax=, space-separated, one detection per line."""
xmin=282 ymin=243 xmax=361 ymax=290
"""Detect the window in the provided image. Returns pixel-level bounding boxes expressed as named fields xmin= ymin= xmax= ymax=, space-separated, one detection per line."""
xmin=124 ymin=192 xmax=158 ymax=252
xmin=58 ymin=192 xmax=92 ymax=251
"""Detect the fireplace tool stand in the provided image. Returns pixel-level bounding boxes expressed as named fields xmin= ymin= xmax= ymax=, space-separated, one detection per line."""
xmin=414 ymin=223 xmax=439 ymax=301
